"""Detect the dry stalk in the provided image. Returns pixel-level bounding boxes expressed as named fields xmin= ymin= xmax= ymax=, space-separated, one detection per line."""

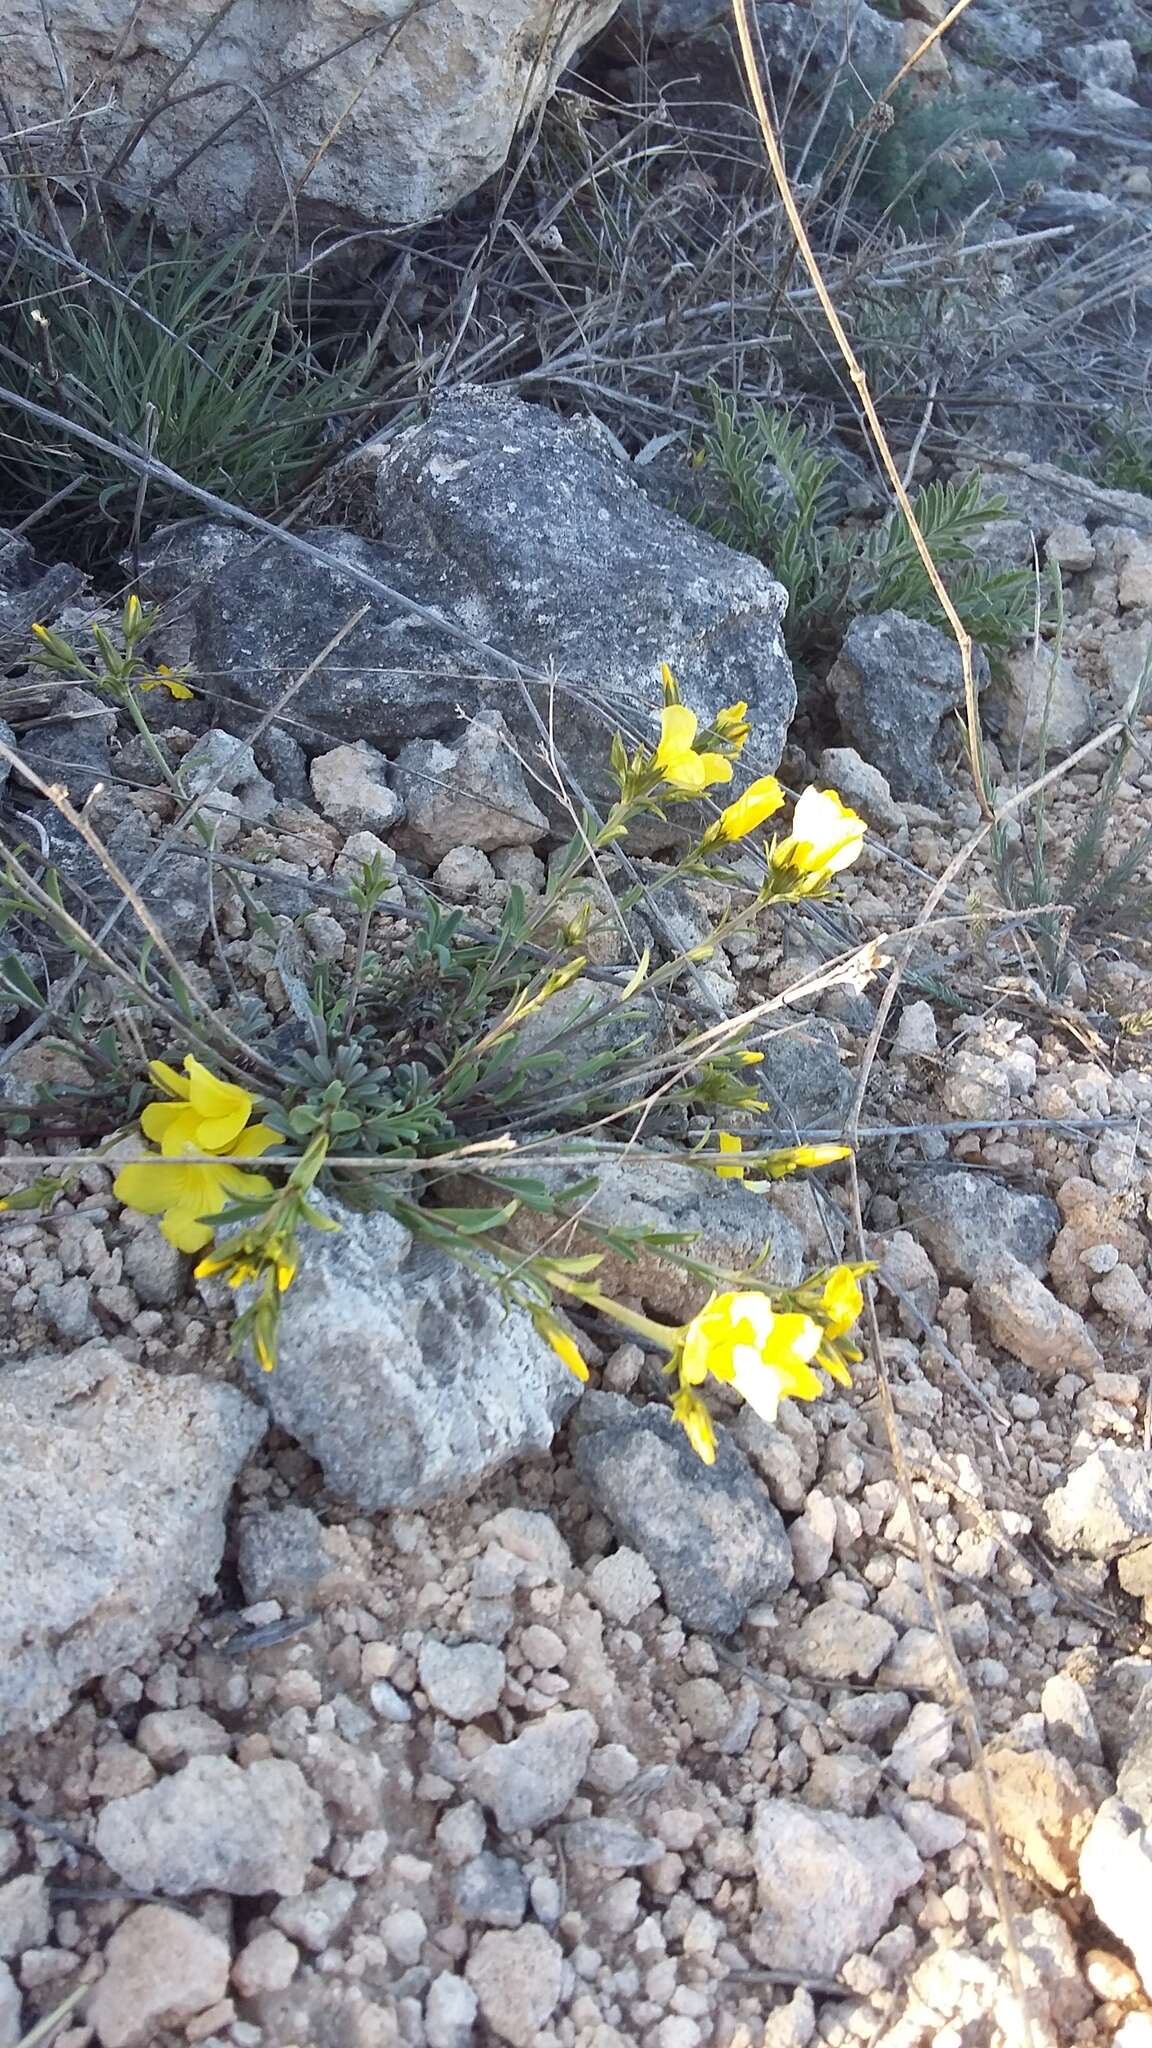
xmin=729 ymin=0 xmax=993 ymax=813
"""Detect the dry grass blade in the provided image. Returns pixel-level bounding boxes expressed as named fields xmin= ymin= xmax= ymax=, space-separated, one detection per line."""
xmin=14 ymin=1984 xmax=87 ymax=2048
xmin=729 ymin=0 xmax=993 ymax=811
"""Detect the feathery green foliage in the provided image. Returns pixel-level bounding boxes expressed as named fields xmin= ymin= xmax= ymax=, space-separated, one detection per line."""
xmin=701 ymin=391 xmax=1036 ymax=666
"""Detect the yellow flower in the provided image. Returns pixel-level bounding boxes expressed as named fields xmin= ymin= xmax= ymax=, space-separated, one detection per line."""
xmin=712 ymin=701 xmax=751 ymax=754
xmin=680 ymin=1290 xmax=825 ymax=1424
xmin=138 ymin=663 xmax=194 ymax=700
xmin=123 ymin=594 xmax=143 ymax=633
xmin=276 ymin=1251 xmax=298 ymax=1292
xmin=716 ymin=1132 xmax=745 ymax=1179
xmin=536 ymin=1317 xmax=589 ymax=1382
xmin=672 ymin=1387 xmax=718 ymax=1464
xmin=738 ymin=1050 xmax=764 ymax=1066
xmin=704 ymin=776 xmax=785 ymax=847
xmin=763 ymin=1142 xmax=852 ymax=1179
xmin=254 ymin=1327 xmax=276 ymax=1373
xmin=660 ymin=661 xmax=682 ymax=706
xmin=114 ymin=1157 xmax=275 ymax=1252
xmin=142 ymin=1056 xmax=275 ymax=1159
xmin=820 ymin=1265 xmax=864 ymax=1339
xmin=771 ymin=787 xmax=866 ymax=881
xmin=652 ymin=706 xmax=734 ymax=794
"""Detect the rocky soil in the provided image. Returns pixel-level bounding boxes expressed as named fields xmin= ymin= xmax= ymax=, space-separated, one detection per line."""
xmin=3 ymin=422 xmax=1152 ymax=2048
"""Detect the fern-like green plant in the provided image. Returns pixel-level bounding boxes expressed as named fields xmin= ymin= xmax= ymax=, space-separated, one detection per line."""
xmin=701 ymin=390 xmax=1036 ymax=667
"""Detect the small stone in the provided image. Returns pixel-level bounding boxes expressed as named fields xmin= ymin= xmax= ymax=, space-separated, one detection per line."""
xmin=804 ymin=1755 xmax=880 ymax=1817
xmin=332 ymin=831 xmax=405 ymax=903
xmin=573 ymin=1405 xmax=792 ymax=1635
xmin=310 ymin=742 xmax=403 ymax=834
xmin=895 ymin=1800 xmax=965 ymax=1857
xmin=135 ymin=1708 xmax=230 ymax=1767
xmin=889 ymin=1702 xmax=952 ymax=1785
xmin=465 ymin=1925 xmax=564 ymax=2048
xmin=271 ymin=1878 xmax=356 ymax=1951
xmin=236 ymin=1504 xmax=350 ymax=1608
xmin=419 ymin=1641 xmax=506 ymax=1722
xmin=973 ymin=1251 xmax=1101 ymax=1378
xmin=518 ymin=1624 xmax=565 ymax=1669
xmin=85 ymin=1905 xmax=229 ymax=2048
xmin=0 ymin=1876 xmax=48 ymax=1960
xmin=762 ymin=1988 xmax=816 ymax=2048
xmin=436 ymin=1802 xmax=487 ymax=1868
xmin=94 ymin=1755 xmax=329 ymax=1897
xmin=382 ymin=1906 xmax=427 ymax=1965
xmin=879 ymin=1627 xmax=947 ymax=1693
xmin=787 ymin=1491 xmax=837 ymax=1587
xmin=121 ymin=1226 xmax=187 ymax=1307
xmin=465 ymin=1708 xmax=597 ymax=1833
xmin=452 ymin=1853 xmax=527 ymax=1927
xmin=586 ymin=1548 xmax=660 ymax=1624
xmin=817 ymin=747 xmax=904 ymax=831
xmin=560 ymin=1819 xmax=664 ymax=1868
xmin=394 ymin=713 xmax=548 ymax=865
xmin=892 ymin=1001 xmax=938 ymax=1059
xmin=789 ymin=1604 xmax=896 ymax=1683
xmin=985 ymin=646 xmax=1093 ymax=760
xmin=1045 ymin=523 xmax=1094 ymax=574
xmin=425 ymin=1972 xmax=479 ymax=2048
xmin=434 ymin=845 xmax=497 ymax=901
xmin=1094 ymin=1263 xmax=1152 ymax=1329
xmin=0 ymin=1963 xmax=18 ymax=2048
xmin=1079 ymin=1798 xmax=1152 ymax=1996
xmin=949 ymin=1746 xmax=1092 ymax=1891
xmin=1046 ymin=1445 xmax=1152 ymax=1559
xmin=751 ymin=1803 xmax=921 ymax=1975
xmin=231 ymin=1929 xmax=299 ymax=1997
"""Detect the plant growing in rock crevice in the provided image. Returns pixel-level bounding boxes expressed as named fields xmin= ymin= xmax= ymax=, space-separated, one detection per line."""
xmin=1 ymin=621 xmax=873 ymax=1457
xmin=701 ymin=392 xmax=1037 ymax=670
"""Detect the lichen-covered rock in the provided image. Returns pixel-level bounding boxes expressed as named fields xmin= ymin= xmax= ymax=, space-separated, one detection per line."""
xmin=140 ymin=394 xmax=795 ymax=810
xmin=0 ymin=1345 xmax=263 ymax=1739
xmin=6 ymin=0 xmax=618 ymax=231
xmin=899 ymin=1167 xmax=1059 ymax=1286
xmin=243 ymin=1206 xmax=579 ymax=1508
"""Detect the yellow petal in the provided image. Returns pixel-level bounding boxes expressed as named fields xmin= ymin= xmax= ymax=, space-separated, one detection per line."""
xmin=716 ymin=1132 xmax=745 ymax=1180
xmin=231 ymin=1122 xmax=280 ymax=1159
xmin=655 ymin=704 xmax=698 ymax=766
xmin=196 ymin=1103 xmax=254 ymax=1154
xmin=183 ymin=1056 xmax=255 ymax=1124
xmin=546 ymin=1327 xmax=589 ymax=1381
xmin=113 ymin=1161 xmax=179 ymax=1216
xmin=159 ymin=1208 xmax=214 ymax=1252
xmin=140 ymin=1101 xmax=192 ymax=1148
xmin=148 ymin=1059 xmax=190 ymax=1101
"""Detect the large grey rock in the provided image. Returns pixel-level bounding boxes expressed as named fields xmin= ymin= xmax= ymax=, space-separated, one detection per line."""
xmin=95 ymin=1755 xmax=329 ymax=1898
xmin=0 ymin=1344 xmax=263 ymax=1739
xmin=983 ymin=646 xmax=1094 ymax=763
xmin=141 ymin=394 xmax=795 ymax=807
xmin=899 ymin=1167 xmax=1058 ymax=1286
xmin=243 ymin=1206 xmax=579 ymax=1508
xmin=6 ymin=0 xmax=617 ymax=231
xmin=498 ymin=1152 xmax=804 ymax=1324
xmin=751 ymin=1802 xmax=922 ymax=1976
xmin=573 ymin=1401 xmax=793 ymax=1633
xmin=828 ymin=611 xmax=989 ymax=803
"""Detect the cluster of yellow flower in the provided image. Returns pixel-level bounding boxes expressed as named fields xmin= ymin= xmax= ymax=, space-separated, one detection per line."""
xmin=646 ymin=696 xmax=865 ymax=889
xmin=112 ymin=1057 xmax=276 ymax=1252
xmin=669 ymin=1270 xmax=864 ymax=1463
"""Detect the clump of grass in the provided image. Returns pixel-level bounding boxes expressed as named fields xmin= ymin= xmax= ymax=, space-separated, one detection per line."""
xmin=700 ymin=391 xmax=1037 ymax=669
xmin=0 ymin=231 xmax=380 ymax=563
